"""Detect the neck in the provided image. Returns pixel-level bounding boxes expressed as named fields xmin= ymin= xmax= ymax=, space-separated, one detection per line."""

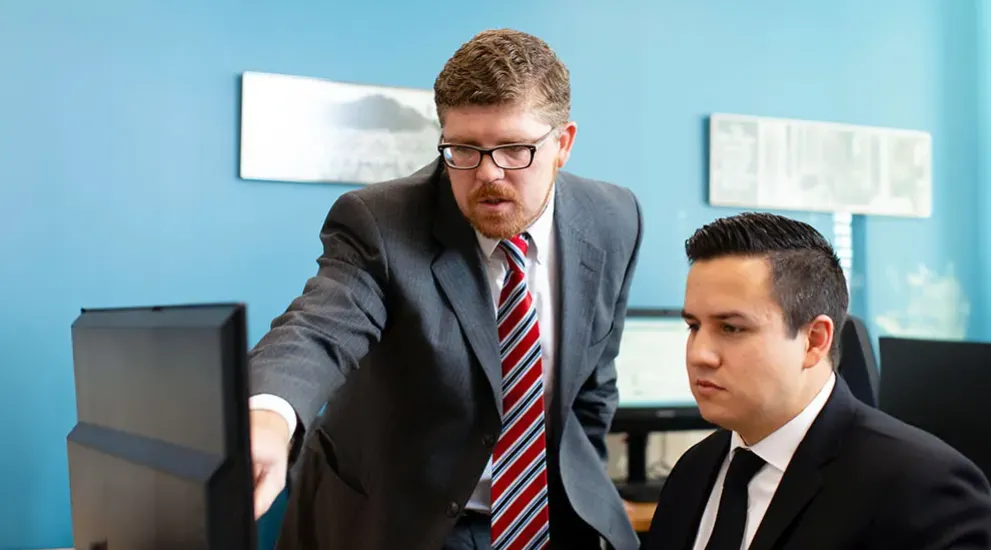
xmin=737 ymin=366 xmax=832 ymax=446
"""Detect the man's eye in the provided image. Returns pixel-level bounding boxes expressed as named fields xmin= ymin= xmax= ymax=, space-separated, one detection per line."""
xmin=722 ymin=324 xmax=743 ymax=334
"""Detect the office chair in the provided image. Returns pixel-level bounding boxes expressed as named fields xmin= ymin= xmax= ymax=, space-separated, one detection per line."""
xmin=837 ymin=315 xmax=880 ymax=407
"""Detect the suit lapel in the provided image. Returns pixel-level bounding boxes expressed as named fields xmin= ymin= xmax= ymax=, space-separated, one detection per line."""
xmin=748 ymin=462 xmax=823 ymax=550
xmin=552 ymin=175 xmax=606 ymax=414
xmin=671 ymin=432 xmax=732 ymax=550
xmin=748 ymin=378 xmax=859 ymax=550
xmin=429 ymin=163 xmax=504 ymax=416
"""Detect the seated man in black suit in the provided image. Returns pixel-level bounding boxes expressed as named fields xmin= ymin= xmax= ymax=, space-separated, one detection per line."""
xmin=644 ymin=212 xmax=991 ymax=550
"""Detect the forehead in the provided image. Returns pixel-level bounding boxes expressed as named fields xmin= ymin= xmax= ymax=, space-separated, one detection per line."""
xmin=442 ymin=103 xmax=550 ymax=145
xmin=684 ymin=256 xmax=777 ymax=318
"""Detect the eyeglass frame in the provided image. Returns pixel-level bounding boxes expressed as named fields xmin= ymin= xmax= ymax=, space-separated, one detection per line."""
xmin=436 ymin=127 xmax=559 ymax=170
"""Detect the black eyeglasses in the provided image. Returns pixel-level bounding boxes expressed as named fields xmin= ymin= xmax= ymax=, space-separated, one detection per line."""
xmin=437 ymin=128 xmax=558 ymax=170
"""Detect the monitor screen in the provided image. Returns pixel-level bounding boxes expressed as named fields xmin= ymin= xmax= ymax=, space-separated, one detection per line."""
xmin=615 ymin=309 xmax=695 ymax=409
xmin=878 ymin=336 xmax=991 ymax=482
xmin=610 ymin=308 xmax=709 ymax=481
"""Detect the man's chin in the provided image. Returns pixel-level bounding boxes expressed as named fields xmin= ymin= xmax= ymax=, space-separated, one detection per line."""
xmin=470 ymin=218 xmax=526 ymax=240
xmin=696 ymin=403 xmax=739 ymax=432
xmin=468 ymin=210 xmax=527 ymax=240
xmin=473 ymin=223 xmax=522 ymax=241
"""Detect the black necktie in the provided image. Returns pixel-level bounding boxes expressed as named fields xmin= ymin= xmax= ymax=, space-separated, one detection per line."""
xmin=704 ymin=448 xmax=767 ymax=550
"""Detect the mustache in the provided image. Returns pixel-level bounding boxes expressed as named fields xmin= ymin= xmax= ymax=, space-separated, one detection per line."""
xmin=470 ymin=183 xmax=519 ymax=203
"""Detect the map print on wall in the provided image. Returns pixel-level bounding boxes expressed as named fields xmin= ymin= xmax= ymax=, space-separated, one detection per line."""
xmin=239 ymin=71 xmax=441 ymax=185
xmin=708 ymin=113 xmax=932 ymax=218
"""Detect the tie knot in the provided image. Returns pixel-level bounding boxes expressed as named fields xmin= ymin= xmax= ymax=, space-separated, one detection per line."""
xmin=724 ymin=449 xmax=766 ymax=490
xmin=499 ymin=234 xmax=529 ymax=273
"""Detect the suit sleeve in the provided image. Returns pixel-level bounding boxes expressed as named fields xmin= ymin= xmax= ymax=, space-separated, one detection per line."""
xmin=875 ymin=452 xmax=991 ymax=549
xmin=572 ymin=189 xmax=643 ymax=464
xmin=248 ymin=192 xmax=389 ymax=449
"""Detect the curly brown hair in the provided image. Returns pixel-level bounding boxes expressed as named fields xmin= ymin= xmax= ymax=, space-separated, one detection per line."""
xmin=433 ymin=29 xmax=571 ymax=127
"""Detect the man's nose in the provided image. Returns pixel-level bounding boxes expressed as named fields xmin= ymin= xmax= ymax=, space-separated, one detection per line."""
xmin=687 ymin=329 xmax=720 ymax=369
xmin=475 ymin=153 xmax=505 ymax=182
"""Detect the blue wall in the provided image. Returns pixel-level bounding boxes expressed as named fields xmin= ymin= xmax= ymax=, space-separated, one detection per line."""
xmin=1 ymin=1 xmax=987 ymax=548
xmin=981 ymin=2 xmax=991 ymax=336
xmin=856 ymin=0 xmax=984 ymax=345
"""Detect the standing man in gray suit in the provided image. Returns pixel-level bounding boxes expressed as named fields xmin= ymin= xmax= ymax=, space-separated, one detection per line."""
xmin=248 ymin=28 xmax=643 ymax=550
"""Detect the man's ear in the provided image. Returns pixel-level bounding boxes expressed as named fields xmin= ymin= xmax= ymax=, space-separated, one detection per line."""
xmin=555 ymin=121 xmax=577 ymax=168
xmin=803 ymin=314 xmax=834 ymax=369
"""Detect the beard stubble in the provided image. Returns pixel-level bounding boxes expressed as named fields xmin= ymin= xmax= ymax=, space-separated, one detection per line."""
xmin=466 ymin=166 xmax=558 ymax=240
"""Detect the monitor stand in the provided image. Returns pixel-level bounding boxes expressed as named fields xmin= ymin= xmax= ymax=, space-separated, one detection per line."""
xmin=614 ymin=432 xmax=666 ymax=503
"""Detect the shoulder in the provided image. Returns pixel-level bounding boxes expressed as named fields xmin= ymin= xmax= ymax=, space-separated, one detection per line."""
xmin=318 ymin=162 xmax=441 ymax=247
xmin=334 ymin=161 xmax=440 ymax=218
xmin=846 ymin=405 xmax=990 ymax=510
xmin=852 ymin=406 xmax=984 ymax=479
xmin=850 ymin=408 xmax=991 ymax=543
xmin=556 ymin=170 xmax=642 ymax=250
xmin=558 ymin=170 xmax=640 ymax=220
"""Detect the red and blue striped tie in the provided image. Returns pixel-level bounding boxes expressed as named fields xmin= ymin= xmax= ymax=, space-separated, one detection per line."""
xmin=491 ymin=234 xmax=550 ymax=550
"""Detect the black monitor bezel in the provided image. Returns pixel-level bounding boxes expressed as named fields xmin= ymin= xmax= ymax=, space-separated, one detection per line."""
xmin=67 ymin=302 xmax=256 ymax=550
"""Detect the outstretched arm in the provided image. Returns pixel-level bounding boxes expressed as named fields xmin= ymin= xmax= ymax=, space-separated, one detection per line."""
xmin=248 ymin=191 xmax=390 ymax=516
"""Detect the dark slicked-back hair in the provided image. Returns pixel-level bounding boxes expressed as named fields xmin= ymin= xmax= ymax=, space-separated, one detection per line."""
xmin=685 ymin=212 xmax=849 ymax=366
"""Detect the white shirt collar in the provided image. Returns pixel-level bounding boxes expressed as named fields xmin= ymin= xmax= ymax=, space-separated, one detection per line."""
xmin=730 ymin=372 xmax=836 ymax=473
xmin=475 ymin=184 xmax=555 ymax=265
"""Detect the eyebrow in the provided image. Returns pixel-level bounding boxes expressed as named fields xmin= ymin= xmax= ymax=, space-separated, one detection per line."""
xmin=680 ymin=309 xmax=754 ymax=323
xmin=440 ymin=135 xmax=535 ymax=147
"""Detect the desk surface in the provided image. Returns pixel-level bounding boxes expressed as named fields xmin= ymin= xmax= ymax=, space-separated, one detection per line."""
xmin=625 ymin=500 xmax=656 ymax=533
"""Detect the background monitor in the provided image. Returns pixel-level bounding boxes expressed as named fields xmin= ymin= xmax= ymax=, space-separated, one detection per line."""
xmin=610 ymin=308 xmax=712 ymax=497
xmin=66 ymin=303 xmax=256 ymax=550
xmin=878 ymin=336 xmax=991 ymax=482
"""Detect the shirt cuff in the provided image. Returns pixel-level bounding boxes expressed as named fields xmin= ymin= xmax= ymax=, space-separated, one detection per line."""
xmin=249 ymin=393 xmax=298 ymax=436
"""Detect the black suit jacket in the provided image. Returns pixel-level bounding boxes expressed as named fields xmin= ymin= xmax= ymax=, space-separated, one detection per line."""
xmin=249 ymin=160 xmax=643 ymax=550
xmin=645 ymin=377 xmax=991 ymax=550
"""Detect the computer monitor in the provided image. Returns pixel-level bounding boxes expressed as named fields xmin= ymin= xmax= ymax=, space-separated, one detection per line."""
xmin=66 ymin=303 xmax=256 ymax=550
xmin=611 ymin=308 xmax=712 ymax=499
xmin=878 ymin=336 xmax=991 ymax=482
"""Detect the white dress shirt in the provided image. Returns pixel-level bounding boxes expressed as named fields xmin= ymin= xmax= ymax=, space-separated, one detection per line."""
xmin=465 ymin=188 xmax=558 ymax=511
xmin=691 ymin=372 xmax=836 ymax=550
xmin=249 ymin=186 xmax=559 ymax=515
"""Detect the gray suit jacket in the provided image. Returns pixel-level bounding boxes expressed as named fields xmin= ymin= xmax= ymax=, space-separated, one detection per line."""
xmin=249 ymin=159 xmax=643 ymax=550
